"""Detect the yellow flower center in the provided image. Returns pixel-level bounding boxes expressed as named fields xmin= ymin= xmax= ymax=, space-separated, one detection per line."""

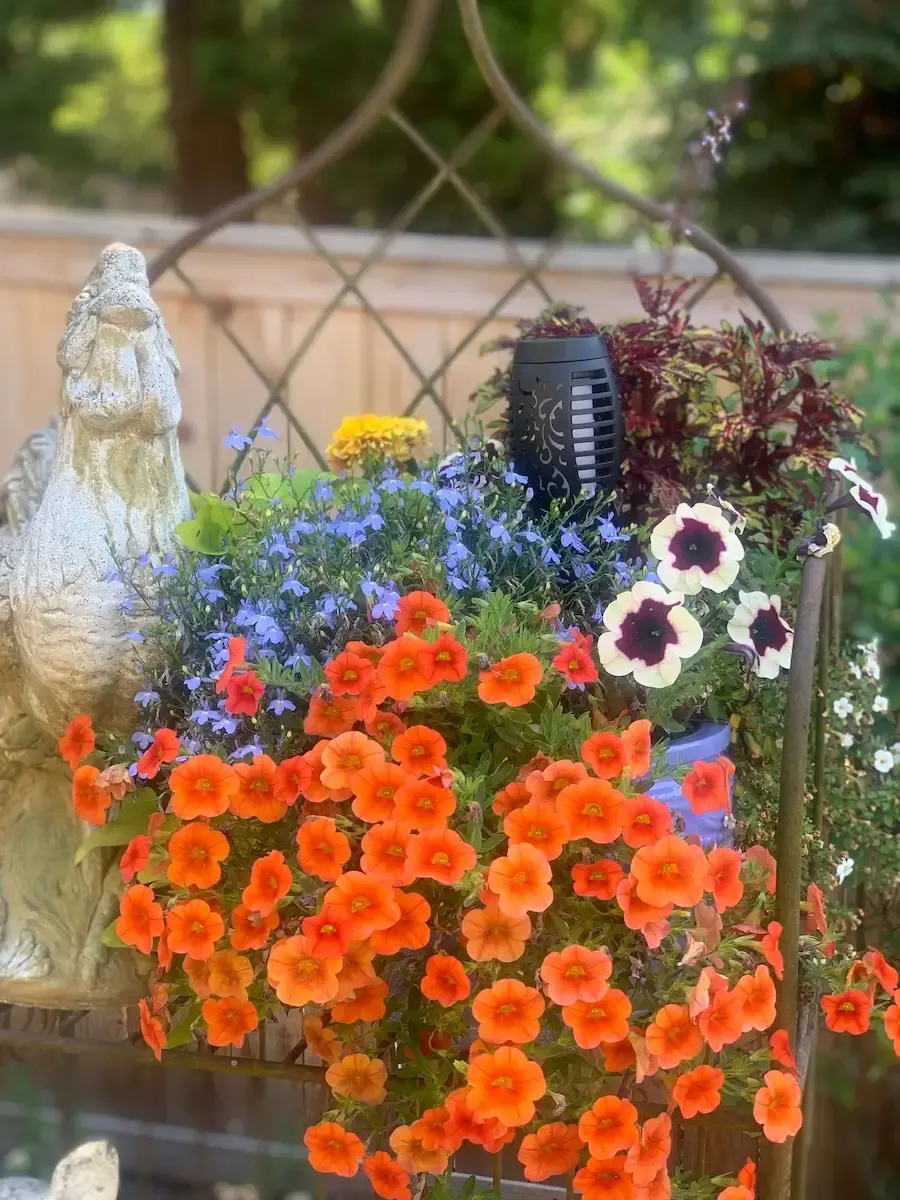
xmin=513 ymin=871 xmax=528 ymax=884
xmin=436 ymin=650 xmax=452 ymax=662
xmin=432 ymin=852 xmax=451 ymax=866
xmin=190 ymin=847 xmax=208 ymax=860
xmin=344 ymin=754 xmax=361 ymax=768
xmin=195 ymin=778 xmax=213 ymax=790
xmin=659 ymin=862 xmax=680 ymax=877
xmin=529 ymin=827 xmax=547 ymax=839
xmin=501 ymin=669 xmax=520 ymax=682
xmin=251 ymin=779 xmax=269 ymax=791
xmin=416 ymin=797 xmax=434 ymax=810
xmin=492 ymin=1075 xmax=513 ymax=1089
xmin=377 ymin=786 xmax=395 ymax=798
xmin=399 ymin=657 xmax=416 ymax=672
xmin=565 ymin=965 xmax=586 ymax=977
xmin=387 ymin=845 xmax=405 ymax=857
xmin=634 ymin=814 xmax=651 ymax=825
xmin=351 ymin=896 xmax=370 ymax=912
xmin=583 ymin=803 xmax=602 ymax=816
xmin=497 ymin=1004 xmax=518 ymax=1015
xmin=321 ymin=923 xmax=337 ymax=935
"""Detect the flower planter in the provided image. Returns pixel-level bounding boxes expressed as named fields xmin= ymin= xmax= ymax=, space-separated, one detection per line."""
xmin=649 ymin=721 xmax=733 ymax=847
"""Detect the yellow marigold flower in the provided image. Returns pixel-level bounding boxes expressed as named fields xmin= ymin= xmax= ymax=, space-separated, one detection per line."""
xmin=327 ymin=414 xmax=429 ymax=471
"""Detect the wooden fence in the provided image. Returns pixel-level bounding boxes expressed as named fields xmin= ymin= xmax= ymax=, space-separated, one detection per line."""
xmin=2 ymin=206 xmax=900 ymax=490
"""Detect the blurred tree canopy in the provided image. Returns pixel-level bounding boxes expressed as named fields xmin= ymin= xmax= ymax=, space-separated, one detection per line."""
xmin=1 ymin=0 xmax=898 ymax=251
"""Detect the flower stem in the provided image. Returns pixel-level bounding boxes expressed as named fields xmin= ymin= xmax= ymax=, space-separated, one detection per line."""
xmin=566 ymin=1174 xmax=575 ymax=1200
xmin=493 ymin=1150 xmax=503 ymax=1193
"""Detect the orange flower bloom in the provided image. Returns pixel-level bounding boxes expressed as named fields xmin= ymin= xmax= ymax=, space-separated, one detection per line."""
xmin=461 ymin=902 xmax=531 ymax=963
xmin=363 ymin=1152 xmax=411 ymax=1200
xmin=365 ymin=707 xmax=407 ymax=744
xmin=409 ymin=1107 xmax=459 ymax=1153
xmin=169 ymin=754 xmax=238 ymax=820
xmin=616 ymin=876 xmax=674 ymax=931
xmin=116 ymin=885 xmax=164 ymax=955
xmin=207 ymin=948 xmax=254 ymax=999
xmin=303 ymin=689 xmax=358 ymax=737
xmin=331 ymin=941 xmax=377 ymax=1001
xmin=492 ymin=780 xmax=531 ymax=818
xmin=303 ymin=1014 xmax=341 ymax=1064
xmin=138 ymin=997 xmax=166 ymax=1062
xmin=883 ymin=1001 xmax=900 ymax=1055
xmin=505 ymin=800 xmax=571 ymax=860
xmin=553 ymin=638 xmax=598 ymax=685
xmin=717 ymin=1189 xmax=752 ymax=1200
xmin=273 ymin=755 xmax=311 ymax=806
xmin=518 ymin=1122 xmax=583 ymax=1182
xmin=422 ymin=632 xmax=468 ymax=684
xmin=351 ymin=760 xmax=410 ymax=824
xmin=864 ymin=949 xmax=898 ymax=995
xmin=330 ymin=977 xmax=389 ymax=1024
xmin=120 ymin=834 xmax=150 ymax=883
xmin=673 ymin=1065 xmax=724 ymax=1119
xmin=706 ymin=848 xmax=744 ymax=913
xmin=682 ymin=758 xmax=732 ymax=815
xmin=574 ymin=1154 xmax=636 ymax=1199
xmin=738 ymin=1160 xmax=756 ymax=1193
xmin=769 ymin=1029 xmax=798 ymax=1072
xmin=698 ymin=990 xmax=745 ymax=1052
xmin=296 ymin=817 xmax=352 ymax=882
xmin=391 ymin=724 xmax=447 ymax=776
xmin=267 ymin=934 xmax=341 ymax=1006
xmin=760 ymin=921 xmax=784 ymax=980
xmin=563 ymin=990 xmax=632 ymax=1049
xmin=323 ymin=871 xmax=400 ymax=940
xmin=735 ymin=965 xmax=777 ymax=1033
xmin=753 ymin=1070 xmax=803 ymax=1142
xmin=231 ymin=754 xmax=288 ymax=823
xmin=396 ymin=590 xmax=450 ymax=636
xmin=166 ymin=899 xmax=224 ymax=960
xmin=630 ymin=836 xmax=708 ymax=908
xmin=72 ymin=764 xmax=110 ymax=826
xmin=137 ymin=728 xmax=181 ymax=780
xmin=526 ymin=759 xmax=588 ymax=802
xmin=622 ymin=719 xmax=652 ymax=777
xmin=573 ymin=859 xmax=625 ymax=900
xmin=324 ymin=649 xmax=375 ymax=697
xmin=645 ymin=1005 xmax=703 ymax=1070
xmin=241 ymin=849 xmax=293 ymax=915
xmin=326 ymin=1053 xmax=387 ymax=1104
xmin=214 ymin=635 xmax=247 ymax=695
xmin=822 ymin=989 xmax=871 ymax=1035
xmin=378 ymin=634 xmax=434 ymax=700
xmin=487 ymin=843 xmax=554 ymax=917
xmin=625 ymin=1113 xmax=671 ymax=1187
xmin=185 ymin=956 xmax=211 ymax=999
xmin=473 ymin=978 xmax=545 ymax=1044
xmin=581 ymin=731 xmax=626 ymax=780
xmin=58 ymin=713 xmax=95 ymax=770
xmin=541 ymin=945 xmax=612 ymax=1007
xmin=393 ymin=778 xmax=456 ymax=831
xmin=202 ymin=996 xmax=258 ymax=1048
xmin=559 ymin=779 xmax=625 ymax=844
xmin=409 ymin=827 xmax=477 ymax=884
xmin=620 ymin=796 xmax=672 ymax=849
xmin=369 ymin=889 xmax=431 ymax=955
xmin=156 ymin=929 xmax=173 ymax=972
xmin=230 ymin=904 xmax=279 ymax=951
xmin=304 ymin=1121 xmax=364 ymax=1178
xmin=478 ymin=653 xmax=543 ymax=708
xmin=579 ymin=1096 xmax=639 ymax=1160
xmin=360 ymin=821 xmax=416 ymax=886
xmin=302 ymin=905 xmax=353 ymax=958
xmin=467 ymin=1045 xmax=546 ymax=1126
xmin=320 ymin=731 xmax=384 ymax=792
xmin=166 ymin=823 xmax=229 ymax=890
xmin=420 ymin=954 xmax=470 ymax=1007
xmin=389 ymin=1125 xmax=448 ymax=1176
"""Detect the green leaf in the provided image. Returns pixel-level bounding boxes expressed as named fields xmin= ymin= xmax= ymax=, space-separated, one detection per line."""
xmin=74 ymin=788 xmax=159 ymax=864
xmin=244 ymin=469 xmax=333 ymax=508
xmin=100 ymin=919 xmax=127 ymax=949
xmin=166 ymin=1000 xmax=202 ymax=1050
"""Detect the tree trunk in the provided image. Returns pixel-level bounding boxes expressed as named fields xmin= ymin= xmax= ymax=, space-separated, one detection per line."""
xmin=163 ymin=0 xmax=250 ymax=217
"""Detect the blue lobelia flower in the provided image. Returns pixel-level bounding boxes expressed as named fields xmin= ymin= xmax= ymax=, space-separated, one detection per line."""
xmin=225 ymin=427 xmax=253 ymax=451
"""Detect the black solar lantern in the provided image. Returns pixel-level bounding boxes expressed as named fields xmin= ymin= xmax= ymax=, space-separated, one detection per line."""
xmin=509 ymin=333 xmax=622 ymax=508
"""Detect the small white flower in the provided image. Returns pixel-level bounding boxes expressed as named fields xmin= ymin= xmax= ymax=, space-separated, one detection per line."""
xmin=891 ymin=741 xmax=900 ymax=757
xmin=596 ymin=580 xmax=703 ymax=689
xmin=726 ymin=591 xmax=793 ymax=680
xmin=849 ymin=663 xmax=862 ymax=680
xmin=839 ymin=733 xmax=854 ymax=748
xmin=833 ymin=696 xmax=854 ymax=720
xmin=874 ymin=749 xmax=895 ymax=774
xmin=828 ymin=457 xmax=896 ymax=540
xmin=873 ymin=694 xmax=890 ymax=713
xmin=835 ymin=855 xmax=855 ymax=884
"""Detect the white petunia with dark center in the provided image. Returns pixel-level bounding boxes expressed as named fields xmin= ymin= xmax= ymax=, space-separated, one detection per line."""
xmin=828 ymin=457 xmax=896 ymax=540
xmin=596 ymin=580 xmax=703 ymax=688
xmin=726 ymin=590 xmax=794 ymax=680
xmin=650 ymin=502 xmax=745 ymax=595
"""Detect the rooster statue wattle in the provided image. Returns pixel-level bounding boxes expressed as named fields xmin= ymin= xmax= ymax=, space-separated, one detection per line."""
xmin=0 ymin=243 xmax=189 ymax=1006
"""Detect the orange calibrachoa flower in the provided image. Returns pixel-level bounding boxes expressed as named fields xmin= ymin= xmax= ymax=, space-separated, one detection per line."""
xmin=621 ymin=719 xmax=652 ymax=776
xmin=682 ymin=758 xmax=732 ymax=815
xmin=883 ymin=999 xmax=900 ymax=1056
xmin=72 ymin=764 xmax=110 ymax=826
xmin=625 ymin=1113 xmax=671 ymax=1187
xmin=59 ymin=713 xmax=96 ymax=770
xmin=753 ymin=1071 xmax=803 ymax=1142
xmin=619 ymin=795 xmax=672 ymax=849
xmin=673 ymin=1065 xmax=725 ymax=1119
xmin=579 ymin=1096 xmax=639 ymax=1159
xmin=304 ymin=689 xmax=358 ymax=737
xmin=717 ymin=1189 xmax=753 ymax=1200
xmin=242 ymin=849 xmax=293 ymax=915
xmin=296 ymin=817 xmax=352 ymax=882
xmin=473 ymin=978 xmax=545 ymax=1044
xmin=214 ymin=635 xmax=247 ymax=695
xmin=223 ymin=670 xmax=265 ymax=716
xmin=574 ymin=1154 xmax=636 ymax=1199
xmin=393 ymin=778 xmax=456 ymax=831
xmin=366 ymin=708 xmax=407 ymax=745
xmin=760 ymin=921 xmax=784 ymax=980
xmin=267 ymin=935 xmax=341 ymax=1006
xmin=562 ymin=990 xmax=632 ymax=1048
xmin=505 ymin=800 xmax=571 ymax=860
xmin=378 ymin=634 xmax=434 ymax=700
xmin=420 ymin=954 xmax=470 ymax=1007
xmin=324 ymin=649 xmax=375 ymax=697
xmin=461 ymin=902 xmax=531 ymax=963
xmin=165 ymin=899 xmax=224 ymax=960
xmin=302 ymin=906 xmax=353 ymax=958
xmin=698 ymin=989 xmax=745 ymax=1052
xmin=326 ymin=1053 xmax=388 ymax=1104
xmin=202 ymin=996 xmax=258 ymax=1048
xmin=518 ymin=1123 xmax=583 ymax=1182
xmin=540 ymin=945 xmax=612 ymax=1006
xmin=409 ymin=827 xmax=477 ymax=884
xmin=185 ymin=957 xmax=211 ymax=999
xmin=487 ymin=843 xmax=554 ymax=917
xmin=207 ymin=948 xmax=254 ymax=999
xmin=467 ymin=1045 xmax=547 ymax=1126
xmin=572 ymin=859 xmax=625 ymax=900
xmin=735 ymin=965 xmax=777 ymax=1033
xmin=422 ymin=632 xmax=468 ymax=684
xmin=864 ymin=949 xmax=898 ymax=994
xmin=231 ymin=754 xmax=288 ymax=823
xmin=137 ymin=728 xmax=181 ymax=779
xmin=395 ymin=590 xmax=450 ymax=635
xmin=331 ymin=978 xmax=389 ymax=1024
xmin=370 ymin=889 xmax=431 ymax=955
xmin=389 ymin=1126 xmax=449 ymax=1176
xmin=303 ymin=1014 xmax=341 ymax=1064
xmin=492 ymin=780 xmax=531 ymax=818
xmin=138 ymin=998 xmax=166 ymax=1062
xmin=116 ymin=885 xmax=164 ymax=955
xmin=645 ymin=1005 xmax=704 ymax=1069
xmin=352 ymin=760 xmax=410 ymax=823
xmin=478 ymin=652 xmax=543 ymax=707
xmin=706 ymin=848 xmax=744 ymax=913
xmin=769 ymin=1030 xmax=798 ymax=1072
xmin=821 ymin=989 xmax=871 ymax=1035
xmin=298 ymin=741 xmax=352 ymax=804
xmin=273 ymin=755 xmax=311 ymax=806
xmin=391 ymin=724 xmax=447 ymax=776
xmin=558 ymin=778 xmax=625 ymax=843
xmin=230 ymin=904 xmax=279 ymax=951
xmin=167 ymin=822 xmax=230 ymax=889
xmin=304 ymin=1122 xmax=364 ymax=1178
xmin=581 ymin=731 xmax=626 ymax=780
xmin=553 ymin=636 xmax=598 ymax=686
xmin=630 ymin=836 xmax=708 ymax=908
xmin=320 ymin=731 xmax=384 ymax=791
xmin=616 ymin=876 xmax=674 ymax=932
xmin=169 ymin=754 xmax=238 ymax=819
xmin=360 ymin=821 xmax=416 ymax=885
xmin=120 ymin=834 xmax=151 ymax=883
xmin=363 ymin=1152 xmax=411 ymax=1200
xmin=323 ymin=871 xmax=401 ymax=940
xmin=526 ymin=759 xmax=588 ymax=802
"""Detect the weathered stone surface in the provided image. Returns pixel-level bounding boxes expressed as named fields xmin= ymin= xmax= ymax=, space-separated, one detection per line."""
xmin=0 ymin=1141 xmax=118 ymax=1199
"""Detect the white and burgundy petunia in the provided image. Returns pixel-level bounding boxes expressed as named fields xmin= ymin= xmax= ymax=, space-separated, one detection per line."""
xmin=596 ymin=581 xmax=703 ymax=688
xmin=726 ymin=590 xmax=793 ymax=680
xmin=650 ymin=502 xmax=745 ymax=595
xmin=828 ymin=457 xmax=896 ymax=540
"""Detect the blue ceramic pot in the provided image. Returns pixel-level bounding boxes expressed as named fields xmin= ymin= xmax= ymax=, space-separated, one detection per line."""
xmin=647 ymin=721 xmax=733 ymax=847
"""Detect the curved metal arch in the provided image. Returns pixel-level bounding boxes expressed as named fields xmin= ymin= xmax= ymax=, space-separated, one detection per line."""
xmin=148 ymin=0 xmax=440 ymax=283
xmin=456 ymin=0 xmax=790 ymax=334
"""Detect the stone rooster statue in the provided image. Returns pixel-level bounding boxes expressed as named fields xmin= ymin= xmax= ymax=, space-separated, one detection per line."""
xmin=0 ymin=1142 xmax=119 ymax=1200
xmin=0 ymin=243 xmax=189 ymax=1006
